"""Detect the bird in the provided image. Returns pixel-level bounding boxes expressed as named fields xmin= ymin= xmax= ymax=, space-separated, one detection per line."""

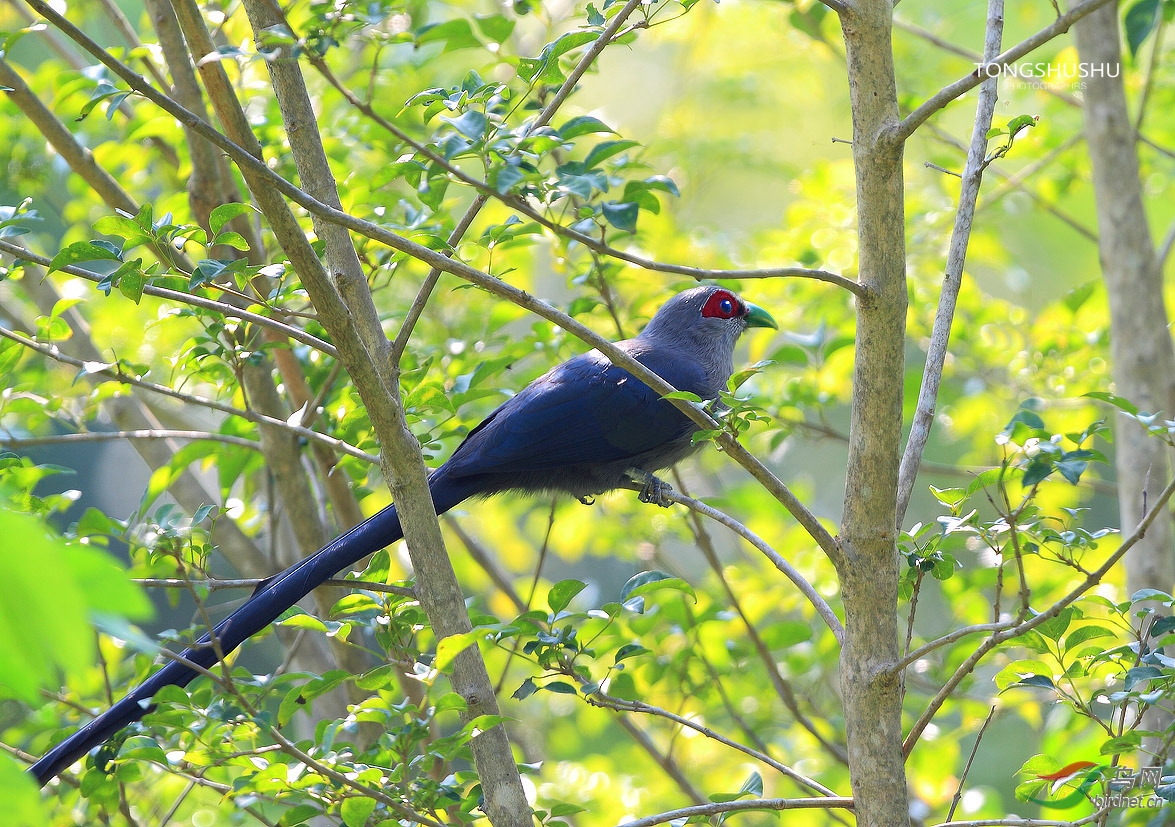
xmin=30 ymin=285 xmax=776 ymax=785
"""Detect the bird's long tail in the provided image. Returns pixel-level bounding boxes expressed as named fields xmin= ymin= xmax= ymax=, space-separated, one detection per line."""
xmin=30 ymin=473 xmax=479 ymax=786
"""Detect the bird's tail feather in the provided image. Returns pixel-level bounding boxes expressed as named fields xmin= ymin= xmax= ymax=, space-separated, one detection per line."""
xmin=31 ymin=500 xmax=409 ymax=785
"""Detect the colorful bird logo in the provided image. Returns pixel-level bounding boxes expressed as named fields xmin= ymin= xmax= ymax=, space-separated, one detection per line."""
xmin=1026 ymin=761 xmax=1107 ymax=808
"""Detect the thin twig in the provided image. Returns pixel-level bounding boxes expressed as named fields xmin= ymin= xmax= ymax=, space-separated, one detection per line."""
xmin=672 ymin=472 xmax=849 ymax=766
xmin=0 ymin=239 xmax=336 ymax=355
xmin=0 ymin=428 xmax=260 ymax=451
xmin=134 ymin=577 xmax=415 ymax=598
xmin=0 ymin=326 xmax=377 ymax=463
xmin=946 ymin=706 xmax=996 ymax=822
xmin=614 ymin=796 xmax=854 ymax=827
xmin=589 ymin=691 xmax=836 ymax=796
xmin=621 ymin=480 xmax=844 ymax=643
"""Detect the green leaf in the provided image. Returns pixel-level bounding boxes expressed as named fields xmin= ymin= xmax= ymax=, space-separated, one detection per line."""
xmin=583 ymin=139 xmax=640 ymax=169
xmin=209 ymin=202 xmax=256 ymax=236
xmin=662 ymin=390 xmax=703 ymax=402
xmin=1021 ymin=457 xmax=1053 ymax=487
xmin=512 ymin=677 xmax=538 ymax=700
xmin=340 ymin=795 xmax=377 ymax=827
xmin=415 ymin=18 xmax=482 ymax=52
xmin=1125 ymin=0 xmax=1161 ymax=57
xmin=994 ymin=659 xmax=1053 ymax=691
xmin=279 ymin=804 xmax=323 ymax=826
xmin=544 ymin=30 xmax=599 ymax=60
xmin=1036 ymin=608 xmax=1074 ymax=641
xmin=613 ymin=643 xmax=650 ymax=664
xmin=620 ymin=571 xmax=696 ymax=603
xmin=473 ymin=14 xmax=515 ymax=43
xmin=1131 ymin=588 xmax=1174 ymax=605
xmin=551 ymin=803 xmax=588 ymax=817
xmin=1100 ymin=733 xmax=1143 ymax=754
xmin=548 ymin=579 xmax=587 ymax=613
xmin=0 ymin=509 xmax=151 ymax=702
xmin=601 ymin=201 xmax=639 ymax=233
xmin=113 ymin=258 xmax=145 ymax=303
xmin=543 ymin=681 xmax=578 ymax=695
xmin=1125 ymin=665 xmax=1164 ymax=690
xmin=1063 ymin=625 xmax=1115 ymax=648
xmin=759 ymin=620 xmax=812 ymax=650
xmin=277 ymin=613 xmax=329 ymax=633
xmin=928 ymin=485 xmax=966 ymax=506
xmin=559 ymin=115 xmax=615 ymax=139
xmin=492 ymin=163 xmax=526 ymax=195
xmin=1053 ymin=459 xmax=1087 ymax=485
xmin=48 ymin=241 xmax=121 ymax=273
xmin=210 ymin=231 xmax=250 ymax=251
xmin=1084 ymin=391 xmax=1139 ymax=415
xmin=443 ymin=110 xmax=488 ymax=141
xmin=0 ymin=339 xmax=24 ymax=380
xmin=965 ymin=467 xmax=1003 ymax=496
xmin=436 ymin=629 xmax=483 ymax=672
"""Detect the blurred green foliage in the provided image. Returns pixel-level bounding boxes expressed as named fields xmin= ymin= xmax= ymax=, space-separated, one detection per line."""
xmin=0 ymin=0 xmax=1173 ymax=824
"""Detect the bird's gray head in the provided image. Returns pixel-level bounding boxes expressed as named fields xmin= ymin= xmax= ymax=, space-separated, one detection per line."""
xmin=638 ymin=285 xmax=777 ymax=386
xmin=639 ymin=285 xmax=776 ymax=350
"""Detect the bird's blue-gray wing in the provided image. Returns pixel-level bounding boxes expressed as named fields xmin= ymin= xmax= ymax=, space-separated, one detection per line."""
xmin=442 ymin=349 xmax=703 ymax=476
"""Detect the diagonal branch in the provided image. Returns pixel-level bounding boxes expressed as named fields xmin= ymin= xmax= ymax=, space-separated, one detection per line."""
xmin=0 ymin=240 xmax=336 ymax=355
xmin=902 ymin=467 xmax=1175 ymax=754
xmin=0 ymin=326 xmax=377 ymax=463
xmin=893 ymin=0 xmax=1118 ymax=142
xmin=621 ymin=480 xmax=844 ymax=642
xmin=894 ymin=0 xmax=1004 ymax=527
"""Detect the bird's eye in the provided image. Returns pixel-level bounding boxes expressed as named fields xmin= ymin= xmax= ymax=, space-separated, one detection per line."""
xmin=701 ymin=290 xmax=742 ymax=320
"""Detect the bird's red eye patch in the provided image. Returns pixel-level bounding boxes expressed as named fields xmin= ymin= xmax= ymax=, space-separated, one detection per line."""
xmin=701 ymin=290 xmax=742 ymax=320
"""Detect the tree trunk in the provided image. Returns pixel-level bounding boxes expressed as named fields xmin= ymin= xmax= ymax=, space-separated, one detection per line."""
xmin=837 ymin=2 xmax=911 ymax=823
xmin=1074 ymin=0 xmax=1175 ymax=765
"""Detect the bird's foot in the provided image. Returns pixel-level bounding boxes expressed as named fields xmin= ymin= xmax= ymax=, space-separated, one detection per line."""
xmin=577 ymin=494 xmax=596 ymax=506
xmin=630 ymin=470 xmax=675 ymax=508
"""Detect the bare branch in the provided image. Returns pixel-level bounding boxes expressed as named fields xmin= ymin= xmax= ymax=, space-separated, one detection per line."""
xmin=895 ymin=0 xmax=1004 ymax=527
xmin=0 ymin=429 xmax=260 ymax=451
xmin=614 ymin=796 xmax=854 ymax=827
xmin=590 ymin=691 xmax=838 ymax=796
xmin=621 ymin=480 xmax=844 ymax=643
xmin=931 ymin=814 xmax=1109 ymax=827
xmin=894 ymin=0 xmax=1118 ymax=142
xmin=0 ymin=326 xmax=377 ymax=463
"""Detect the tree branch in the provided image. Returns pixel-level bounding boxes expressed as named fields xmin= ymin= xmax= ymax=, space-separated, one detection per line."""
xmin=0 ymin=429 xmax=260 ymax=451
xmin=0 ymin=325 xmax=377 ymax=463
xmin=895 ymin=0 xmax=1004 ymax=527
xmin=0 ymin=240 xmax=336 ymax=355
xmin=893 ymin=0 xmax=1118 ymax=142
xmin=902 ymin=467 xmax=1175 ymax=754
xmin=621 ymin=480 xmax=843 ymax=643
xmin=614 ymin=796 xmax=854 ymax=827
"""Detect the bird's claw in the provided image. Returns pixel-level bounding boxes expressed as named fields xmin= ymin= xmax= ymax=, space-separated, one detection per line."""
xmin=631 ymin=471 xmax=674 ymax=508
xmin=577 ymin=494 xmax=596 ymax=506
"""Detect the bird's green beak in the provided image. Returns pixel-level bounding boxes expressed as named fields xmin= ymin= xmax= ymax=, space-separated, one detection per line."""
xmin=743 ymin=302 xmax=778 ymax=330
